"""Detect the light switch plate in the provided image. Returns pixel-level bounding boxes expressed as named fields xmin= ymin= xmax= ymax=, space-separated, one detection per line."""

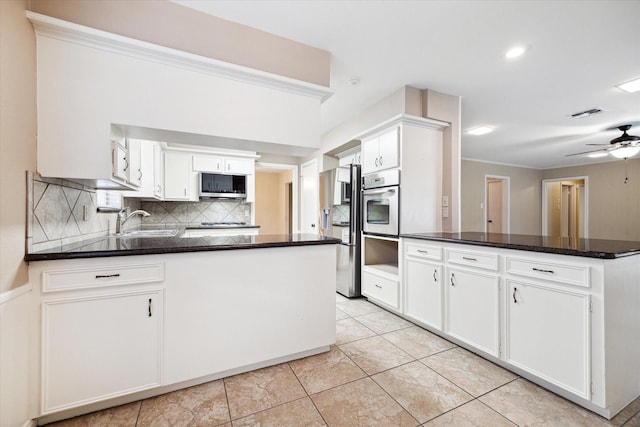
xmin=442 ymin=196 xmax=449 ymax=207
xmin=442 ymin=207 xmax=449 ymax=218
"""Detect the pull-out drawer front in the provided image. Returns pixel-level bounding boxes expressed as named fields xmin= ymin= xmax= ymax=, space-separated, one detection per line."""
xmin=362 ymin=270 xmax=399 ymax=309
xmin=43 ymin=263 xmax=165 ymax=292
xmin=405 ymin=241 xmax=442 ymax=261
xmin=446 ymin=249 xmax=498 ymax=271
xmin=506 ymin=257 xmax=590 ymax=288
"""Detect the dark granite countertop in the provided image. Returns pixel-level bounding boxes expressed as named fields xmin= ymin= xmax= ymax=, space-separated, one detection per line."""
xmin=186 ymin=223 xmax=260 ymax=229
xmin=25 ymin=233 xmax=340 ymax=262
xmin=401 ymin=232 xmax=640 ymax=259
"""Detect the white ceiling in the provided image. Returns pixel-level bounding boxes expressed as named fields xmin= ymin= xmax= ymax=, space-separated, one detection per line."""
xmin=171 ymin=0 xmax=640 ymax=169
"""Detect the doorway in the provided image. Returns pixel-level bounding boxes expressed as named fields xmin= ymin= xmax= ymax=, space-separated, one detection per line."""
xmin=485 ymin=175 xmax=510 ymax=233
xmin=254 ymin=163 xmax=298 ymax=234
xmin=542 ymin=177 xmax=588 ymax=238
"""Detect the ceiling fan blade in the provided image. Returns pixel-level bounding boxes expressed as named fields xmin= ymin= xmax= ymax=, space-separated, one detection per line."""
xmin=565 ymin=148 xmax=609 ymax=157
xmin=585 ymin=143 xmax=612 ymax=146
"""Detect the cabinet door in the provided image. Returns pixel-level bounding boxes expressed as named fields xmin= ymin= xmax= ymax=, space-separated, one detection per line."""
xmin=362 ymin=269 xmax=399 ymax=311
xmin=41 ymin=291 xmax=162 ymax=413
xmin=405 ymin=258 xmax=442 ymax=329
xmin=361 ymin=137 xmax=380 ymax=174
xmin=445 ymin=268 xmax=500 ymax=356
xmin=224 ymin=157 xmax=254 ymax=175
xmin=192 ymin=154 xmax=224 ymax=173
xmin=127 ymin=139 xmax=142 ymax=187
xmin=112 ymin=143 xmax=129 ymax=182
xmin=164 ymin=151 xmax=191 ymax=200
xmin=377 ymin=127 xmax=399 ymax=171
xmin=153 ymin=144 xmax=164 ymax=198
xmin=506 ymin=280 xmax=590 ymax=398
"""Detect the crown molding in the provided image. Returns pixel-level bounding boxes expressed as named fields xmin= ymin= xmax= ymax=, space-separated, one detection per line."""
xmin=26 ymin=11 xmax=333 ymax=102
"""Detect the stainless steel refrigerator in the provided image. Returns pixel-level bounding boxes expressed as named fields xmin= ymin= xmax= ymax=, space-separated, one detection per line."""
xmin=319 ymin=164 xmax=362 ymax=297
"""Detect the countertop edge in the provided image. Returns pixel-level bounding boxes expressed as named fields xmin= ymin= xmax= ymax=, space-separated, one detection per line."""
xmin=24 ymin=237 xmax=340 ymax=262
xmin=401 ymin=233 xmax=640 ymax=259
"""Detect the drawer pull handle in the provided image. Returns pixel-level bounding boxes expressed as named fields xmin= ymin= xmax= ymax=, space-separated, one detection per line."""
xmin=375 ymin=284 xmax=382 ymax=289
xmin=513 ymin=287 xmax=518 ymax=303
xmin=532 ymin=267 xmax=554 ymax=274
xmin=148 ymin=298 xmax=152 ymax=317
xmin=462 ymin=256 xmax=477 ymax=262
xmin=417 ymin=249 xmax=429 ymax=254
xmin=95 ymin=274 xmax=120 ymax=279
xmin=450 ymin=273 xmax=455 ymax=287
xmin=433 ymin=269 xmax=438 ymax=282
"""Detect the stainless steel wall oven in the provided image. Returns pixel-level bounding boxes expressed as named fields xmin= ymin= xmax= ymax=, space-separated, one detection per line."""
xmin=362 ymin=169 xmax=399 ymax=237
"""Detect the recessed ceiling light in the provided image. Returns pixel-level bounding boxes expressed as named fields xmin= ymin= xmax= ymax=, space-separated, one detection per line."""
xmin=467 ymin=126 xmax=494 ymax=136
xmin=588 ymin=152 xmax=608 ymax=158
xmin=616 ymin=77 xmax=640 ymax=93
xmin=505 ymin=45 xmax=527 ymax=59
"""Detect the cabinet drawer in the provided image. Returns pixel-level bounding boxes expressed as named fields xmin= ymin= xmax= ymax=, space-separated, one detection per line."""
xmin=43 ymin=262 xmax=164 ymax=292
xmin=446 ymin=249 xmax=498 ymax=271
xmin=362 ymin=269 xmax=399 ymax=309
xmin=405 ymin=242 xmax=442 ymax=261
xmin=506 ymin=257 xmax=590 ymax=288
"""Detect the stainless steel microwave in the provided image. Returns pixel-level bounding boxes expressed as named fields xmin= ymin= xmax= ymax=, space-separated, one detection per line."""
xmin=199 ymin=173 xmax=247 ymax=199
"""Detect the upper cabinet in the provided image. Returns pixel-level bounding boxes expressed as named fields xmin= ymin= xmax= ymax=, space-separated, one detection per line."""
xmin=192 ymin=154 xmax=254 ymax=175
xmin=111 ymin=138 xmax=142 ymax=190
xmin=362 ymin=127 xmax=399 ymax=174
xmin=337 ymin=147 xmax=362 ymax=167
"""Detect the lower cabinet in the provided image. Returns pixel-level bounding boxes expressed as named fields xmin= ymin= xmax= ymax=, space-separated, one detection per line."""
xmin=362 ymin=268 xmax=400 ymax=311
xmin=405 ymin=257 xmax=442 ymax=329
xmin=505 ymin=279 xmax=590 ymax=398
xmin=445 ymin=267 xmax=500 ymax=357
xmin=41 ymin=290 xmax=162 ymax=413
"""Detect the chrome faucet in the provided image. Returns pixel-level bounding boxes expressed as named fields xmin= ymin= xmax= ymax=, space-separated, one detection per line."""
xmin=115 ymin=208 xmax=151 ymax=235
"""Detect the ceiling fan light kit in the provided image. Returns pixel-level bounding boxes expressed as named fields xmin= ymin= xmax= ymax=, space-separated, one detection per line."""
xmin=616 ymin=77 xmax=640 ymax=94
xmin=567 ymin=124 xmax=640 ymax=159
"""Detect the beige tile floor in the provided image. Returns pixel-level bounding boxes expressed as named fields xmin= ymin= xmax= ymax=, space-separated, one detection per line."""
xmin=47 ymin=295 xmax=640 ymax=427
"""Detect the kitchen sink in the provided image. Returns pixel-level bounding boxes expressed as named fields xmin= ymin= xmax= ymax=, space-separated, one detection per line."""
xmin=113 ymin=229 xmax=179 ymax=238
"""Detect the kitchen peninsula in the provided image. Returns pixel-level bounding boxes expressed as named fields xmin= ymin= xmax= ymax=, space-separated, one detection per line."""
xmin=25 ymin=234 xmax=339 ymax=424
xmin=398 ymin=232 xmax=640 ymax=419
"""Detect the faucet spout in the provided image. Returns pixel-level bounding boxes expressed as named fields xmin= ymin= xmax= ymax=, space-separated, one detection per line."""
xmin=115 ymin=209 xmax=151 ymax=235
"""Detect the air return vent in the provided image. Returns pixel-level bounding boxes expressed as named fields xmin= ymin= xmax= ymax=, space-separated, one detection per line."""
xmin=571 ymin=108 xmax=602 ymax=118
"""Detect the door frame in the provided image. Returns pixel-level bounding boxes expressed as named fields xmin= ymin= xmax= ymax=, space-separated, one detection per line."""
xmin=255 ymin=162 xmax=299 ymax=233
xmin=484 ymin=175 xmax=510 ymax=234
xmin=542 ymin=176 xmax=589 ymax=238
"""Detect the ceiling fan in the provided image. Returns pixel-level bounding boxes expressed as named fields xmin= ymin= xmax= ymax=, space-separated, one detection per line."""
xmin=566 ymin=124 xmax=640 ymax=159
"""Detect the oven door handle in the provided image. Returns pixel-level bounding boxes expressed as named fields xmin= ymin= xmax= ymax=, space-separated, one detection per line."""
xmin=364 ymin=188 xmax=396 ymax=196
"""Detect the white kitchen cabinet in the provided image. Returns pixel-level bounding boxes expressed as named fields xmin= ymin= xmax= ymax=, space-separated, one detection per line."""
xmin=337 ymin=148 xmax=361 ymax=166
xmin=362 ymin=127 xmax=399 ymax=174
xmin=192 ymin=154 xmax=254 ymax=175
xmin=362 ymin=235 xmax=401 ymax=313
xmin=163 ymin=150 xmax=195 ymax=201
xmin=122 ymin=140 xmax=160 ymax=199
xmin=111 ymin=139 xmax=142 ymax=189
xmin=111 ymin=140 xmax=129 ymax=184
xmin=153 ymin=143 xmax=164 ymax=199
xmin=42 ymin=290 xmax=162 ymax=414
xmin=127 ymin=139 xmax=142 ymax=188
xmin=405 ymin=256 xmax=443 ymax=330
xmin=505 ymin=279 xmax=590 ymax=398
xmin=445 ymin=267 xmax=500 ymax=357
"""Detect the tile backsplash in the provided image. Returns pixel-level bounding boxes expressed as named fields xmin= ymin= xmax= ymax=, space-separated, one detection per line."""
xmin=27 ymin=172 xmax=141 ymax=253
xmin=27 ymin=172 xmax=253 ymax=253
xmin=140 ymin=200 xmax=252 ymax=226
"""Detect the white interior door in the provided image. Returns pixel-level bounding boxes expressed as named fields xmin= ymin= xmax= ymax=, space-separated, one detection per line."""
xmin=487 ymin=180 xmax=503 ymax=233
xmin=300 ymin=160 xmax=318 ymax=234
